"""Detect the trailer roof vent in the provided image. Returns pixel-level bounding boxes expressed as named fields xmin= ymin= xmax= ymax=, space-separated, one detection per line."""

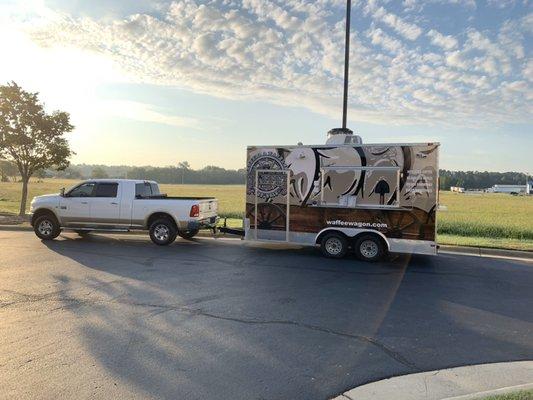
xmin=326 ymin=128 xmax=362 ymax=145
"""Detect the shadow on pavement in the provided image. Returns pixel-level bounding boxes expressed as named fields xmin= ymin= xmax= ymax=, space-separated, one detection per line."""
xmin=40 ymin=233 xmax=533 ymax=400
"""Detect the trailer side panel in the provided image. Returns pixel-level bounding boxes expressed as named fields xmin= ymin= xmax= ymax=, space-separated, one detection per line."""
xmin=245 ymin=143 xmax=439 ymax=255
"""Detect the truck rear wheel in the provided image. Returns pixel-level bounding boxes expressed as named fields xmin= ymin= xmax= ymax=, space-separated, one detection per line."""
xmin=354 ymin=234 xmax=386 ymax=262
xmin=320 ymin=232 xmax=348 ymax=258
xmin=34 ymin=214 xmax=61 ymax=240
xmin=149 ymin=218 xmax=177 ymax=246
xmin=178 ymin=229 xmax=199 ymax=240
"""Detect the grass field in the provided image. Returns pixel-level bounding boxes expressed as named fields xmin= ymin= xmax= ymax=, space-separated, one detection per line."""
xmin=1 ymin=179 xmax=532 ymax=251
xmin=480 ymin=389 xmax=533 ymax=400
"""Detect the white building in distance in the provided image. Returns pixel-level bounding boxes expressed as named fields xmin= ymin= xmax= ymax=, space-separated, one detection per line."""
xmin=488 ymin=183 xmax=532 ymax=195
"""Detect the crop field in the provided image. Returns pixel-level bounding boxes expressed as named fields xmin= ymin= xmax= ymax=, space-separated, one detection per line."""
xmin=1 ymin=179 xmax=532 ymax=250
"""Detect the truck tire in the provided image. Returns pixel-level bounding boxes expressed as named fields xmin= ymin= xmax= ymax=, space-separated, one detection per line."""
xmin=178 ymin=229 xmax=199 ymax=240
xmin=320 ymin=232 xmax=348 ymax=258
xmin=34 ymin=214 xmax=61 ymax=240
xmin=354 ymin=234 xmax=386 ymax=262
xmin=149 ymin=218 xmax=177 ymax=246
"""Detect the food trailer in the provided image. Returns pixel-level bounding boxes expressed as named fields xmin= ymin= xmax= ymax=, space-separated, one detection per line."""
xmin=221 ymin=1 xmax=439 ymax=261
xmin=236 ymin=129 xmax=439 ymax=261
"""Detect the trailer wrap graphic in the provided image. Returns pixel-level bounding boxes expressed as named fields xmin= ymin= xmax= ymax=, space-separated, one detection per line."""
xmin=246 ymin=144 xmax=438 ymax=242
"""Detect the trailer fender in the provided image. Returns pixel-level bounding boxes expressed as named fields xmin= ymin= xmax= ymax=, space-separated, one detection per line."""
xmin=315 ymin=228 xmax=390 ymax=250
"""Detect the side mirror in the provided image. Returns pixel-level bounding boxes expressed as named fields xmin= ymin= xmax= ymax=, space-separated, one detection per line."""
xmin=60 ymin=188 xmax=65 ymax=197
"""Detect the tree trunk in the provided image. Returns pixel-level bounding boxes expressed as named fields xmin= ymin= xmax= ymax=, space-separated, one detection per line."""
xmin=19 ymin=175 xmax=29 ymax=216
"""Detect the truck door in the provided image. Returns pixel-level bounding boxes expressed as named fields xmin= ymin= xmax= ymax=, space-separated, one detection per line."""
xmin=89 ymin=182 xmax=121 ymax=226
xmin=60 ymin=182 xmax=94 ymax=225
xmin=253 ymin=169 xmax=290 ymax=241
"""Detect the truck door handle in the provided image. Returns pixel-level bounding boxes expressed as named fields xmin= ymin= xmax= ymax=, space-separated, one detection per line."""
xmin=81 ymin=201 xmax=88 ymax=205
xmin=111 ymin=202 xmax=118 ymax=205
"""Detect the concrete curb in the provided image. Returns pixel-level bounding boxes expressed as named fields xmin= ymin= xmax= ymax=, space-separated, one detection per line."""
xmin=0 ymin=224 xmax=33 ymax=231
xmin=331 ymin=361 xmax=533 ymax=400
xmin=439 ymin=245 xmax=533 ymax=262
xmin=0 ymin=224 xmax=531 ymax=262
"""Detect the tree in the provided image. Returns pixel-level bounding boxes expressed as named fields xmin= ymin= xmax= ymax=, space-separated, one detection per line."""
xmin=178 ymin=161 xmax=190 ymax=184
xmin=35 ymin=169 xmax=47 ymax=182
xmin=0 ymin=82 xmax=74 ymax=215
xmin=0 ymin=159 xmax=18 ymax=182
xmin=91 ymin=166 xmax=108 ymax=179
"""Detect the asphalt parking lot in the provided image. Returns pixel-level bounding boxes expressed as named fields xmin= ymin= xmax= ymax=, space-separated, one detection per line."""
xmin=1 ymin=231 xmax=532 ymax=400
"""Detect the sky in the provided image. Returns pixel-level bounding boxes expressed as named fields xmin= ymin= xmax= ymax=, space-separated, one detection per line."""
xmin=0 ymin=0 xmax=531 ymax=172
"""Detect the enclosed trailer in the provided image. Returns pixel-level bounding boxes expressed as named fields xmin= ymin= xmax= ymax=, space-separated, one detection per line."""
xmin=239 ymin=131 xmax=439 ymax=261
xmin=222 ymin=2 xmax=440 ymax=261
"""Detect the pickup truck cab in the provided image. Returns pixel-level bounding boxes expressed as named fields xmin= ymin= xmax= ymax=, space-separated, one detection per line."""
xmin=30 ymin=179 xmax=218 ymax=245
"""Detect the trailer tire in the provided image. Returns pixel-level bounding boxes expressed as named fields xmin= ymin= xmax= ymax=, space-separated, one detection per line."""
xmin=149 ymin=218 xmax=177 ymax=246
xmin=33 ymin=214 xmax=61 ymax=240
xmin=320 ymin=232 xmax=348 ymax=259
xmin=178 ymin=229 xmax=199 ymax=240
xmin=354 ymin=234 xmax=386 ymax=262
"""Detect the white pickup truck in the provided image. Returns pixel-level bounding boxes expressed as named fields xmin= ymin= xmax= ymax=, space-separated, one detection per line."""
xmin=29 ymin=179 xmax=218 ymax=245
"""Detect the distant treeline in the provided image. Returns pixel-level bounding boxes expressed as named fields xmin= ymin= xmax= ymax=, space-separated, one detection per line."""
xmin=43 ymin=163 xmax=247 ymax=185
xmin=1 ymin=160 xmax=529 ymax=189
xmin=439 ymin=170 xmax=530 ymax=190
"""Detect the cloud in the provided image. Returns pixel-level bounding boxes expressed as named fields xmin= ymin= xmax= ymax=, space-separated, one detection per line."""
xmin=98 ymin=100 xmax=199 ymax=129
xmin=427 ymin=29 xmax=458 ymax=50
xmin=17 ymin=0 xmax=533 ymax=127
xmin=365 ymin=3 xmax=423 ymax=40
xmin=487 ymin=0 xmax=516 ymax=8
xmin=366 ymin=27 xmax=404 ymax=53
xmin=403 ymin=0 xmax=476 ymax=11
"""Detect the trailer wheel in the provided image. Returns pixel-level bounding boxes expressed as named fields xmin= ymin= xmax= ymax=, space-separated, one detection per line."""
xmin=34 ymin=214 xmax=61 ymax=240
xmin=178 ymin=229 xmax=199 ymax=240
xmin=149 ymin=218 xmax=177 ymax=246
xmin=320 ymin=232 xmax=348 ymax=259
xmin=354 ymin=234 xmax=386 ymax=262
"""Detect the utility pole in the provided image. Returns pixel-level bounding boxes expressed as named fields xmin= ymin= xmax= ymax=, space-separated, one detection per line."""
xmin=342 ymin=0 xmax=352 ymax=129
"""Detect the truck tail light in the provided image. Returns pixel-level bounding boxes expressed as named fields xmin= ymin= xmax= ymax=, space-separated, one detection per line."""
xmin=190 ymin=204 xmax=199 ymax=217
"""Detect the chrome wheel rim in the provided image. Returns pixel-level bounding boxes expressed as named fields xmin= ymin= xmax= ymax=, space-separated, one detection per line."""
xmin=325 ymin=237 xmax=343 ymax=256
xmin=154 ymin=224 xmax=170 ymax=242
xmin=38 ymin=220 xmax=53 ymax=236
xmin=360 ymin=240 xmax=379 ymax=258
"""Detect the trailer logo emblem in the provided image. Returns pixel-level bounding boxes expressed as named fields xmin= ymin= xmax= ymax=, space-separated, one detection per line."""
xmin=247 ymin=152 xmax=288 ymax=199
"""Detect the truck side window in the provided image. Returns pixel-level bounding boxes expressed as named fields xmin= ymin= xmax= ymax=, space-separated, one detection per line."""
xmin=68 ymin=183 xmax=95 ymax=197
xmin=135 ymin=183 xmax=152 ymax=198
xmin=150 ymin=183 xmax=160 ymax=195
xmin=94 ymin=183 xmax=118 ymax=198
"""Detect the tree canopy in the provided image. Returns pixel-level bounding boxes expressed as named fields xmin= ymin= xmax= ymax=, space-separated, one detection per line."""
xmin=0 ymin=81 xmax=74 ymax=214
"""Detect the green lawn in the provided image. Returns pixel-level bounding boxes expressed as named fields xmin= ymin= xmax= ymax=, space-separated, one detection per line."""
xmin=1 ymin=179 xmax=532 ymax=251
xmin=481 ymin=389 xmax=533 ymax=400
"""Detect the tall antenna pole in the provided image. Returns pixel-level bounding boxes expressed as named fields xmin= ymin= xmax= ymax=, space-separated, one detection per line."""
xmin=342 ymin=0 xmax=352 ymax=129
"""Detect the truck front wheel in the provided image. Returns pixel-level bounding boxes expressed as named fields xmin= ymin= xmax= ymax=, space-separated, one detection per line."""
xmin=149 ymin=218 xmax=177 ymax=246
xmin=34 ymin=214 xmax=61 ymax=240
xmin=178 ymin=229 xmax=199 ymax=240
